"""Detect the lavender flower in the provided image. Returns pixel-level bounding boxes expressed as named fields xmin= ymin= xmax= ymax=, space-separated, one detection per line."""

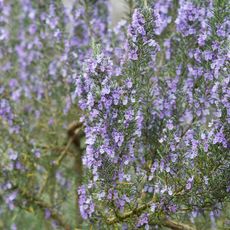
xmin=78 ymin=186 xmax=95 ymax=219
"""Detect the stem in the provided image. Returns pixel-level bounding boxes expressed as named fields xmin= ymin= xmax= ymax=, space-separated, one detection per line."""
xmin=66 ymin=121 xmax=84 ymax=226
xmin=107 ymin=196 xmax=196 ymax=230
xmin=163 ymin=219 xmax=196 ymax=230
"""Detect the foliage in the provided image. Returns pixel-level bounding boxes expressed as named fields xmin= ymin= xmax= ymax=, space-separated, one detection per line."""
xmin=0 ymin=0 xmax=229 ymax=229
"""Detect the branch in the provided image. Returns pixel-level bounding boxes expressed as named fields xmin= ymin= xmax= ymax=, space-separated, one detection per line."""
xmin=55 ymin=121 xmax=83 ymax=167
xmin=38 ymin=122 xmax=83 ymax=196
xmin=107 ymin=201 xmax=153 ymax=224
xmin=163 ymin=219 xmax=196 ymax=230
xmin=17 ymin=188 xmax=70 ymax=229
xmin=107 ymin=200 xmax=196 ymax=230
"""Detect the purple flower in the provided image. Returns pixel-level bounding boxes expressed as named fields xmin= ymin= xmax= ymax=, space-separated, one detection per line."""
xmin=153 ymin=0 xmax=173 ymax=35
xmin=186 ymin=176 xmax=194 ymax=190
xmin=8 ymin=149 xmax=18 ymax=161
xmin=78 ymin=186 xmax=95 ymax=219
xmin=137 ymin=213 xmax=149 ymax=228
xmin=5 ymin=191 xmax=17 ymax=210
xmin=113 ymin=131 xmax=124 ymax=147
xmin=128 ymin=48 xmax=138 ymax=60
xmin=45 ymin=208 xmax=51 ymax=219
xmin=11 ymin=224 xmax=17 ymax=230
xmin=125 ymin=79 xmax=133 ymax=89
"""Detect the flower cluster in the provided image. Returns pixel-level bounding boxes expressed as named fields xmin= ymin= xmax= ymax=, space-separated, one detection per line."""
xmin=175 ymin=0 xmax=213 ymax=43
xmin=137 ymin=213 xmax=149 ymax=229
xmin=78 ymin=186 xmax=95 ymax=220
xmin=152 ymin=0 xmax=173 ymax=35
xmin=75 ymin=53 xmax=143 ymax=180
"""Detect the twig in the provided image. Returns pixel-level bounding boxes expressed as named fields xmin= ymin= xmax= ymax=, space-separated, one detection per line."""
xmin=107 ymin=200 xmax=153 ymax=224
xmin=163 ymin=219 xmax=196 ymax=230
xmin=38 ymin=122 xmax=83 ymax=196
xmin=53 ymin=135 xmax=75 ymax=167
xmin=17 ymin=188 xmax=70 ymax=229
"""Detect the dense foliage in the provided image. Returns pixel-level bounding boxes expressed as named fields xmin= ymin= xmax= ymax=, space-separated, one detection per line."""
xmin=0 ymin=0 xmax=229 ymax=229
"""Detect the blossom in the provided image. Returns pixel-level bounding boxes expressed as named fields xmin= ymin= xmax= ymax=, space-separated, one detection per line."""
xmin=186 ymin=176 xmax=194 ymax=190
xmin=78 ymin=186 xmax=95 ymax=219
xmin=137 ymin=213 xmax=149 ymax=228
xmin=153 ymin=0 xmax=173 ymax=35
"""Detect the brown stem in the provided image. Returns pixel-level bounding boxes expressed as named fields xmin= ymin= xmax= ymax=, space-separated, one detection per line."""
xmin=163 ymin=219 xmax=196 ymax=230
xmin=67 ymin=122 xmax=84 ymax=226
xmin=107 ymin=201 xmax=153 ymax=224
xmin=74 ymin=145 xmax=83 ymax=226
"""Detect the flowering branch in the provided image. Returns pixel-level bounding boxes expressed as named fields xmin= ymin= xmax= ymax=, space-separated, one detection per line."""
xmin=107 ymin=201 xmax=196 ymax=230
xmin=106 ymin=199 xmax=196 ymax=230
